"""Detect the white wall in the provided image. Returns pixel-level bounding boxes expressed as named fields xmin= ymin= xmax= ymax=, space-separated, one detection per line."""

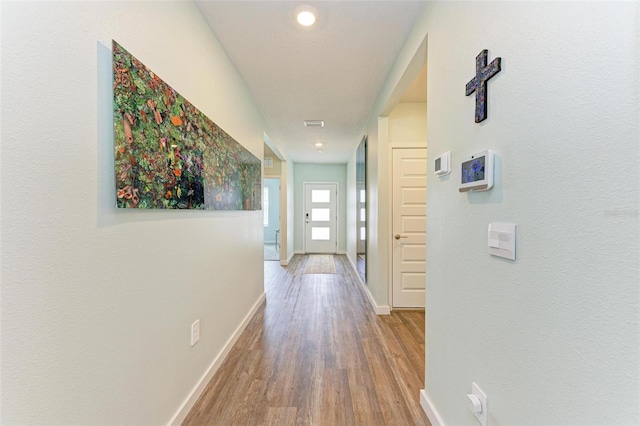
xmin=1 ymin=2 xmax=270 ymax=424
xmin=380 ymin=1 xmax=639 ymax=424
xmin=361 ymin=101 xmax=427 ymax=306
xmin=361 ymin=115 xmax=384 ymax=299
xmin=389 ymin=102 xmax=427 ymax=143
xmin=293 ymin=163 xmax=347 ymax=253
xmin=284 ymin=160 xmax=296 ymax=263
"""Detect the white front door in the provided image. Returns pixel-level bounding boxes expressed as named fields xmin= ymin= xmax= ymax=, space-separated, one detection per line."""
xmin=392 ymin=148 xmax=427 ymax=308
xmin=304 ymin=183 xmax=338 ymax=253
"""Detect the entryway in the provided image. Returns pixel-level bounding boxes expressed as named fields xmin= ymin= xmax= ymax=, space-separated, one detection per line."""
xmin=304 ymin=182 xmax=338 ymax=254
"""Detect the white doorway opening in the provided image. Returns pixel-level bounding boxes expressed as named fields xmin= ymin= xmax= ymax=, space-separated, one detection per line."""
xmin=264 ymin=178 xmax=280 ymax=261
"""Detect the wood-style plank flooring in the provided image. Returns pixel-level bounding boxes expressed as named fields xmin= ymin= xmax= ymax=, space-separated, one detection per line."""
xmin=183 ymin=255 xmax=429 ymax=426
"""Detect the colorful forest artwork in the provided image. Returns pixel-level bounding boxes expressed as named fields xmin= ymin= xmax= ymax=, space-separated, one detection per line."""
xmin=112 ymin=40 xmax=261 ymax=210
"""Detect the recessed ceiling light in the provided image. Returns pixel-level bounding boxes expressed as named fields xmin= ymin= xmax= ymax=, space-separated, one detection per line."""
xmin=295 ymin=5 xmax=317 ymax=27
xmin=297 ymin=11 xmax=315 ymax=26
xmin=315 ymin=142 xmax=323 ymax=147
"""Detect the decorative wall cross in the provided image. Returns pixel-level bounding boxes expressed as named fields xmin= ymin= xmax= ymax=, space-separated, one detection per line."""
xmin=465 ymin=50 xmax=501 ymax=123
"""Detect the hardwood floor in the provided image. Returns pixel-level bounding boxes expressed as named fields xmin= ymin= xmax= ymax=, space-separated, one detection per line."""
xmin=183 ymin=255 xmax=429 ymax=426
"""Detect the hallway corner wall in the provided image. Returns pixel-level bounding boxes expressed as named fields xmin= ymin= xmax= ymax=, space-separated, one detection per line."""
xmin=1 ymin=2 xmax=267 ymax=424
xmin=390 ymin=1 xmax=639 ymax=424
xmin=282 ymin=160 xmax=296 ymax=265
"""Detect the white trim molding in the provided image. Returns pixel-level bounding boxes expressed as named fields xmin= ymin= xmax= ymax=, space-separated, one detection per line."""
xmin=284 ymin=251 xmax=303 ymax=266
xmin=346 ymin=253 xmax=391 ymax=315
xmin=282 ymin=250 xmax=296 ymax=266
xmin=168 ymin=293 xmax=267 ymax=425
xmin=420 ymin=389 xmax=445 ymax=426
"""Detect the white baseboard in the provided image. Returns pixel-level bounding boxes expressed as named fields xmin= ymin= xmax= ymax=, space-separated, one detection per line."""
xmin=296 ymin=250 xmax=346 ymax=255
xmin=168 ymin=292 xmax=267 ymax=425
xmin=346 ymin=253 xmax=357 ymax=270
xmin=371 ymin=295 xmax=391 ymax=315
xmin=346 ymin=254 xmax=391 ymax=315
xmin=282 ymin=250 xmax=296 ymax=266
xmin=420 ymin=389 xmax=445 ymax=426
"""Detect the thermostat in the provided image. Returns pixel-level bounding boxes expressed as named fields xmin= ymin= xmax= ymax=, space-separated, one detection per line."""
xmin=459 ymin=149 xmax=494 ymax=192
xmin=434 ymin=151 xmax=451 ymax=177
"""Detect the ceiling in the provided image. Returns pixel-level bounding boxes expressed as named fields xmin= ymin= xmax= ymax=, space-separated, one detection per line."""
xmin=195 ymin=1 xmax=427 ymax=163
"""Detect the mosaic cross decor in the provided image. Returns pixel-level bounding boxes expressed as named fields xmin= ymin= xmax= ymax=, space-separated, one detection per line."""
xmin=465 ymin=49 xmax=501 ymax=123
xmin=112 ymin=40 xmax=261 ymax=210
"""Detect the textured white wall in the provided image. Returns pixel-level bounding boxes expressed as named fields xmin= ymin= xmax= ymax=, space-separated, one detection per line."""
xmin=362 ymin=102 xmax=427 ymax=306
xmin=361 ymin=116 xmax=385 ymax=302
xmin=389 ymin=103 xmax=427 ymax=143
xmin=1 ymin=1 xmax=267 ymax=424
xmin=400 ymin=1 xmax=637 ymax=424
xmin=285 ymin=160 xmax=296 ymax=263
xmin=362 ymin=38 xmax=427 ymax=308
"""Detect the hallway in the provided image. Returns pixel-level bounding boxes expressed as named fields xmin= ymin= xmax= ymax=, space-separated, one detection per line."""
xmin=184 ymin=255 xmax=429 ymax=425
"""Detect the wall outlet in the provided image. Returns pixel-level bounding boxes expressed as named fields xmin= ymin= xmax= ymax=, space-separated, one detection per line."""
xmin=468 ymin=382 xmax=488 ymax=426
xmin=191 ymin=319 xmax=200 ymax=346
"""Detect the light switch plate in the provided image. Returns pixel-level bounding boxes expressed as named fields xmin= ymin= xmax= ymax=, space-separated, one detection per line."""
xmin=488 ymin=222 xmax=516 ymax=260
xmin=191 ymin=319 xmax=200 ymax=346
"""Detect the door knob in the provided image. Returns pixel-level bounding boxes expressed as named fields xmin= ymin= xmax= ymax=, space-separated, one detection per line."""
xmin=394 ymin=234 xmax=408 ymax=240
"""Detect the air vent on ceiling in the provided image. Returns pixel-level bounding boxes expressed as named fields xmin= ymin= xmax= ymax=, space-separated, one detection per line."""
xmin=304 ymin=120 xmax=325 ymax=127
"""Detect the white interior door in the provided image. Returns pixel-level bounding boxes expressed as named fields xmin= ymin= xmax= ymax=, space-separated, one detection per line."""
xmin=392 ymin=148 xmax=427 ymax=308
xmin=304 ymin=183 xmax=338 ymax=253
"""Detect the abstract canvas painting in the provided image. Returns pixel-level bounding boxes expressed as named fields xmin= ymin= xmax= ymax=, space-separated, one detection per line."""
xmin=112 ymin=40 xmax=261 ymax=210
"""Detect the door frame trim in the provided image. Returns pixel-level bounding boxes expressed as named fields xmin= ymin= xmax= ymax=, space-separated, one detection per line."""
xmin=302 ymin=181 xmax=339 ymax=254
